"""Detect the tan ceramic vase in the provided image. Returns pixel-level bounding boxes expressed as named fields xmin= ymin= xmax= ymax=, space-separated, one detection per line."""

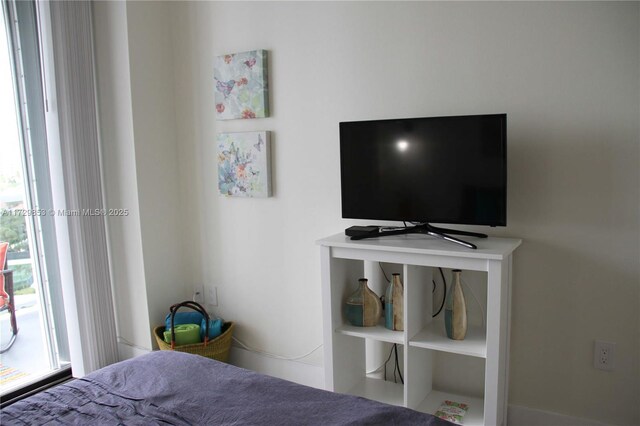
xmin=445 ymin=269 xmax=467 ymax=340
xmin=384 ymin=273 xmax=404 ymax=331
xmin=345 ymin=278 xmax=382 ymax=327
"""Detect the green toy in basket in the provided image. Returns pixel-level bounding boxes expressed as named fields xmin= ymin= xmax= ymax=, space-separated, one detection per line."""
xmin=163 ymin=324 xmax=201 ymax=346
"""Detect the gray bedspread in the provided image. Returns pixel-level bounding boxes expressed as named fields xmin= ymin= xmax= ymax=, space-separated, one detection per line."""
xmin=2 ymin=351 xmax=451 ymax=425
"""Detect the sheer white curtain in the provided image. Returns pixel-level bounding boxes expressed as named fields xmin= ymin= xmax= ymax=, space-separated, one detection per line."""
xmin=38 ymin=0 xmax=118 ymax=377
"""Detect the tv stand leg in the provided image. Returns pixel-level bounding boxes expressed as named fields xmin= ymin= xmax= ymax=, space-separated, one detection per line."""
xmin=350 ymin=223 xmax=478 ymax=249
xmin=426 ymin=231 xmax=477 ymax=249
xmin=428 ymin=224 xmax=487 ymax=239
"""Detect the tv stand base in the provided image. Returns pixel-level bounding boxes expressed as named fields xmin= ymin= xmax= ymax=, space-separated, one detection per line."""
xmin=349 ymin=223 xmax=487 ymax=249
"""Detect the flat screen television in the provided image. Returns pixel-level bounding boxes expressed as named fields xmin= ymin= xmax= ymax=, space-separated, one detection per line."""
xmin=339 ymin=113 xmax=507 ymax=248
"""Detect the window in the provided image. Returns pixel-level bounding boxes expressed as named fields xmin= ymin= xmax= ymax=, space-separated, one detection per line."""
xmin=0 ymin=0 xmax=70 ymax=402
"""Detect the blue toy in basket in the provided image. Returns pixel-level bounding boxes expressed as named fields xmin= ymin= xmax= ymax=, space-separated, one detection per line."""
xmin=165 ymin=310 xmax=223 ymax=341
xmin=201 ymin=318 xmax=223 ymax=340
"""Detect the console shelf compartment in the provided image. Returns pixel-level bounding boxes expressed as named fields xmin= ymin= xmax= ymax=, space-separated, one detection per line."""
xmin=410 ymin=320 xmax=486 ymax=358
xmin=416 ymin=390 xmax=485 ymax=426
xmin=336 ymin=321 xmax=404 ymax=345
xmin=347 ymin=377 xmax=404 ymax=407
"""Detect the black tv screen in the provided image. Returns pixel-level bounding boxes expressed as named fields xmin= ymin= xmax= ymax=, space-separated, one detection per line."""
xmin=340 ymin=114 xmax=507 ymax=226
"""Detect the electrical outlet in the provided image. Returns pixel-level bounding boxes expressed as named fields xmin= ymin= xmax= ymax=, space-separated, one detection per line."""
xmin=594 ymin=340 xmax=616 ymax=371
xmin=205 ymin=285 xmax=218 ymax=306
xmin=192 ymin=283 xmax=204 ymax=304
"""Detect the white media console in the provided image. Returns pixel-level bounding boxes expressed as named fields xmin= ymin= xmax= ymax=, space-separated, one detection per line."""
xmin=318 ymin=233 xmax=521 ymax=426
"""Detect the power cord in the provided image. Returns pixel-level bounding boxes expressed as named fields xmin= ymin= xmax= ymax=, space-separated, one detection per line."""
xmin=375 ymin=344 xmax=403 ymax=384
xmin=393 ymin=343 xmax=404 ymax=384
xmin=378 ymin=263 xmax=390 ymax=283
xmin=461 ymin=278 xmax=485 ymax=329
xmin=189 ymin=292 xmax=324 ymax=362
xmin=231 ymin=336 xmax=323 ymax=364
xmin=117 ymin=336 xmax=150 ymax=352
xmin=367 ymin=343 xmax=403 ymax=385
xmin=367 ymin=344 xmax=395 ymax=376
xmin=432 ymin=267 xmax=446 ymax=318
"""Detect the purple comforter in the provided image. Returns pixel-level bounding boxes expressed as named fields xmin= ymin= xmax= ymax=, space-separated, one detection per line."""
xmin=2 ymin=351 xmax=451 ymax=425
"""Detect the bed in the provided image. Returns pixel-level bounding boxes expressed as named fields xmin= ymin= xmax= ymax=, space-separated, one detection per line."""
xmin=2 ymin=351 xmax=452 ymax=425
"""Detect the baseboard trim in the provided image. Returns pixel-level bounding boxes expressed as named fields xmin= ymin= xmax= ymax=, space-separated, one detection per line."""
xmin=229 ymin=345 xmax=324 ymax=389
xmin=508 ymin=404 xmax=611 ymax=426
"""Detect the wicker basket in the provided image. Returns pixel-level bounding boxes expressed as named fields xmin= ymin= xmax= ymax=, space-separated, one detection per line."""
xmin=154 ymin=321 xmax=234 ymax=362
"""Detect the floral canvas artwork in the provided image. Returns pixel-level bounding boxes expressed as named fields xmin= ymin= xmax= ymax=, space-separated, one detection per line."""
xmin=214 ymin=50 xmax=269 ymax=120
xmin=217 ymin=132 xmax=271 ymax=198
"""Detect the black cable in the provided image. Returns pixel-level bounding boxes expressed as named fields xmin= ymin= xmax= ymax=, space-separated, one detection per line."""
xmin=378 ymin=263 xmax=390 ymax=283
xmin=394 ymin=344 xmax=404 ymax=384
xmin=383 ymin=344 xmax=394 ymax=381
xmin=393 ymin=345 xmax=397 ymax=383
xmin=393 ymin=345 xmax=398 ymax=383
xmin=432 ymin=267 xmax=447 ymax=318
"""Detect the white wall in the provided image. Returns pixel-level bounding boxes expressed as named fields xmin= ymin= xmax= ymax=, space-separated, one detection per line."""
xmin=171 ymin=2 xmax=639 ymax=424
xmin=124 ymin=1 xmax=190 ymax=335
xmin=98 ymin=2 xmax=639 ymax=425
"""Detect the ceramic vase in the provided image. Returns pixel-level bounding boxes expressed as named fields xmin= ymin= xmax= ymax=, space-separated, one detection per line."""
xmin=345 ymin=278 xmax=382 ymax=327
xmin=445 ymin=269 xmax=467 ymax=340
xmin=384 ymin=273 xmax=404 ymax=331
